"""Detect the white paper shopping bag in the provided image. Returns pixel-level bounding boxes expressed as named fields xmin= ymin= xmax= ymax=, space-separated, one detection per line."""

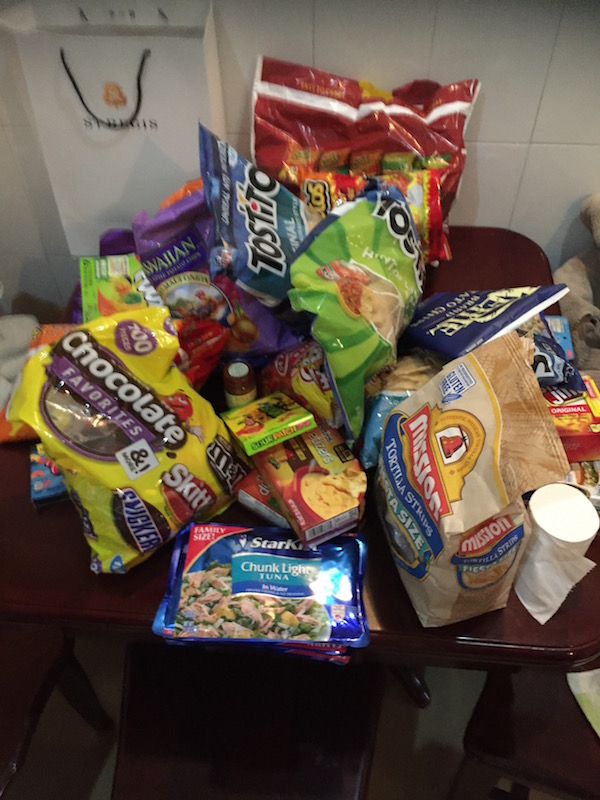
xmin=9 ymin=1 xmax=224 ymax=255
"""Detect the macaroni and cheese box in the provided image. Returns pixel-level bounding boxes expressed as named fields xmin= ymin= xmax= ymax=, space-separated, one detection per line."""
xmin=30 ymin=443 xmax=68 ymax=507
xmin=252 ymin=420 xmax=367 ymax=546
xmin=80 ymin=254 xmax=159 ymax=322
xmin=220 ymin=392 xmax=316 ymax=456
xmin=544 ymin=375 xmax=600 ymax=461
xmin=235 ymin=469 xmax=289 ymax=527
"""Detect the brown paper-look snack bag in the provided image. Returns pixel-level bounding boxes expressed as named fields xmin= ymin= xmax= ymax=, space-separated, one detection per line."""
xmin=377 ymin=332 xmax=570 ymax=627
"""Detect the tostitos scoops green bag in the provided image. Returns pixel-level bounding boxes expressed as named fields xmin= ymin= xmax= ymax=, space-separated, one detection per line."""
xmin=288 ymin=182 xmax=424 ymax=440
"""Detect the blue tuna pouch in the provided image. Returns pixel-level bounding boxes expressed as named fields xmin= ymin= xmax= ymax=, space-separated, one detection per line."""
xmin=153 ymin=522 xmax=369 ymax=648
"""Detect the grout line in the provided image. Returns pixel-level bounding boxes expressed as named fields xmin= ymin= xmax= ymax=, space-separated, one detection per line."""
xmin=427 ymin=0 xmax=441 ymax=78
xmin=509 ymin=0 xmax=565 ymax=230
xmin=530 ymin=0 xmax=565 ymax=145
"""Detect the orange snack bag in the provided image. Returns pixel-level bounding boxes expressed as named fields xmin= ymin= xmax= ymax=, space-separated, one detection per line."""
xmin=160 ymin=177 xmax=204 ymax=209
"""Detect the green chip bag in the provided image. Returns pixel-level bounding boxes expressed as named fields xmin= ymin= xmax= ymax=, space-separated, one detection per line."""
xmin=288 ymin=183 xmax=424 ymax=439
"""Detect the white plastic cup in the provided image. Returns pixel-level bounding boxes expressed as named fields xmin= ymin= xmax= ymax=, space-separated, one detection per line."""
xmin=515 ymin=482 xmax=599 ymax=623
xmin=529 ymin=483 xmax=599 ymax=552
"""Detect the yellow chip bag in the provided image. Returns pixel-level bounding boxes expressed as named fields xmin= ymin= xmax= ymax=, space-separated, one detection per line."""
xmin=8 ymin=307 xmax=250 ymax=573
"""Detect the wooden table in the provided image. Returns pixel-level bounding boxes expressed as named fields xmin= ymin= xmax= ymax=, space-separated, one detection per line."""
xmin=1 ymin=227 xmax=597 ymax=671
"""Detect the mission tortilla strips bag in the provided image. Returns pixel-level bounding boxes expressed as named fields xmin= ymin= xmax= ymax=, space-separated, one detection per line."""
xmin=289 ymin=182 xmax=424 ymax=440
xmin=8 ymin=307 xmax=250 ymax=574
xmin=377 ymin=332 xmax=570 ymax=627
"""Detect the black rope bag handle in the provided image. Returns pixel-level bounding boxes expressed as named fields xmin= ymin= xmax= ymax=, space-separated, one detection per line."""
xmin=60 ymin=47 xmax=151 ymax=128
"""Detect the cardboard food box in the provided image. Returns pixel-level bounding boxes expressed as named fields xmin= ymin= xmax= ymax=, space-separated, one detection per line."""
xmin=252 ymin=420 xmax=367 ymax=546
xmin=565 ymin=460 xmax=600 ymax=512
xmin=80 ymin=254 xmax=159 ymax=322
xmin=29 ymin=443 xmax=68 ymax=508
xmin=544 ymin=375 xmax=600 ymax=461
xmin=235 ymin=469 xmax=289 ymax=527
xmin=220 ymin=392 xmax=316 ymax=456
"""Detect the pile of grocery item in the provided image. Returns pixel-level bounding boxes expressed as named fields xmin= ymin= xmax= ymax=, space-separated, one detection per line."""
xmin=1 ymin=57 xmax=590 ymax=649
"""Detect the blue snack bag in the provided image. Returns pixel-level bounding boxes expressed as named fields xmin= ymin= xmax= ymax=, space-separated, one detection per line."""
xmin=361 ymin=391 xmax=411 ymax=470
xmin=407 ymin=285 xmax=569 ymax=358
xmin=545 ymin=315 xmax=575 ymax=361
xmin=532 ymin=329 xmax=585 ymax=391
xmin=30 ymin=443 xmax=68 ymax=507
xmin=360 ymin=349 xmax=445 ymax=469
xmin=153 ymin=522 xmax=369 ymax=648
xmin=199 ymin=125 xmax=320 ymax=307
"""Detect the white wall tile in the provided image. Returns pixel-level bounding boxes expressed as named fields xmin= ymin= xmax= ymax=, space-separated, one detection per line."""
xmin=448 ymin=142 xmax=529 ymax=227
xmin=533 ymin=2 xmax=600 ymax=144
xmin=47 ymin=252 xmax=81 ymax=307
xmin=511 ymin=144 xmax=600 ymax=272
xmin=0 ymin=32 xmax=10 ymax=127
xmin=313 ymin=0 xmax=436 ymax=86
xmin=0 ymin=252 xmax=63 ymax=319
xmin=212 ymin=0 xmax=314 ymax=138
xmin=4 ymin=114 xmax=71 ymax=257
xmin=431 ymin=0 xmax=562 ymax=143
xmin=0 ymin=25 xmax=70 ymax=260
xmin=0 ymin=30 xmax=32 ymax=130
xmin=223 ymin=130 xmax=251 ymax=162
xmin=0 ymin=124 xmax=45 ymax=254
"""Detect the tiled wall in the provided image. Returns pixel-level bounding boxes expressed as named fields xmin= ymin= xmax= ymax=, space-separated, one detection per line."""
xmin=1 ymin=0 xmax=599 ymax=319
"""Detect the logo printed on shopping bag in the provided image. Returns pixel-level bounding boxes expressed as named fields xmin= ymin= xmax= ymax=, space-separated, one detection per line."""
xmin=103 ymin=81 xmax=127 ymax=108
xmin=15 ymin=5 xmax=226 ymax=255
xmin=62 ymin=46 xmax=158 ymax=131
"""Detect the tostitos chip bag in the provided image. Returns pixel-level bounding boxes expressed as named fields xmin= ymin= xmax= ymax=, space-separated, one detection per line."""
xmin=8 ymin=307 xmax=250 ymax=574
xmin=289 ymin=182 xmax=424 ymax=440
xmin=199 ymin=125 xmax=321 ymax=308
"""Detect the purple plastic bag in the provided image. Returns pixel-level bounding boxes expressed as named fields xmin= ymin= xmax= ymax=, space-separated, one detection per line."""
xmin=132 ymin=190 xmax=299 ymax=362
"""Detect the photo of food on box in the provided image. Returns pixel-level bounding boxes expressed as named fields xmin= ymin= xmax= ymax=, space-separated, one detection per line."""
xmin=235 ymin=469 xmax=289 ymax=528
xmin=79 ymin=253 xmax=154 ymax=322
xmin=252 ymin=419 xmax=367 ymax=546
xmin=544 ymin=375 xmax=600 ymax=462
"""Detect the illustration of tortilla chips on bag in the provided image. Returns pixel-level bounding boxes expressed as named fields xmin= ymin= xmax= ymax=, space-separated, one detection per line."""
xmin=377 ymin=332 xmax=570 ymax=627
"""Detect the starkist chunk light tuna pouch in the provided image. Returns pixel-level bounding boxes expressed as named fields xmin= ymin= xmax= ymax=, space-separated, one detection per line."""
xmin=8 ymin=308 xmax=250 ymax=573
